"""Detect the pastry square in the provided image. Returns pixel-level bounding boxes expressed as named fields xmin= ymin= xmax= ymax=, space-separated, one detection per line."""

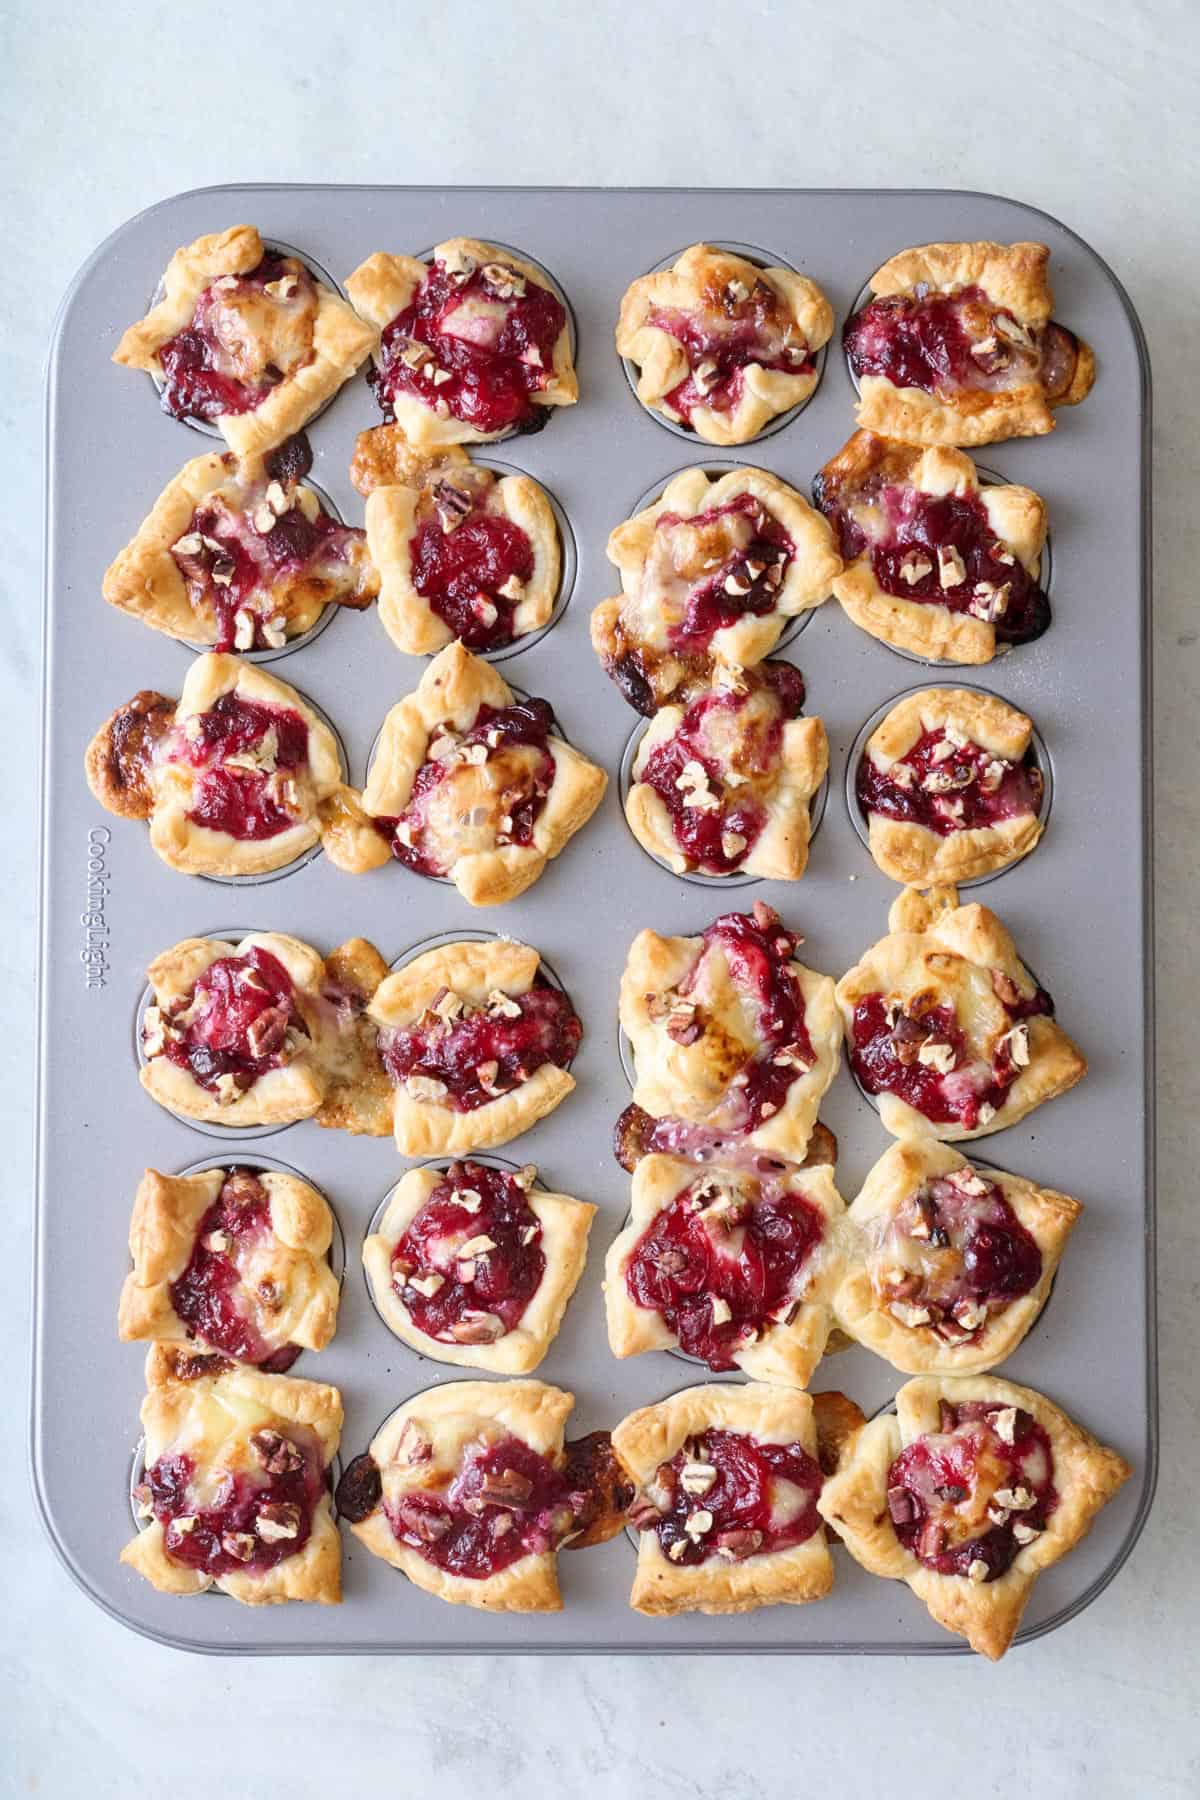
xmin=616 ymin=243 xmax=834 ymax=444
xmin=833 ymin=1139 xmax=1082 ymax=1374
xmin=364 ymin=1159 xmax=594 ymax=1373
xmin=614 ymin=1382 xmax=833 ymax=1617
xmin=625 ymin=659 xmax=827 ymax=879
xmin=355 ymin=641 xmax=607 ymax=904
xmin=853 ymin=687 xmax=1045 ymax=885
xmin=843 ymin=241 xmax=1095 ymax=446
xmin=336 ymin=1379 xmax=585 ymax=1611
xmin=350 ymin=427 xmax=561 ymax=654
xmin=818 ymin=1375 xmax=1130 ymax=1658
xmin=113 ymin=226 xmax=375 ymax=454
xmin=815 ymin=433 xmax=1050 ymax=663
xmin=118 ymin=1165 xmax=340 ymax=1367
xmin=836 ymin=886 xmax=1087 ymax=1142
xmin=121 ymin=1344 xmax=342 ymax=1604
xmin=619 ymin=902 xmax=842 ymax=1162
xmin=592 ymin=465 xmax=841 ymax=715
xmin=369 ymin=937 xmax=581 ymax=1157
xmin=605 ymin=1153 xmax=847 ymax=1385
xmin=346 ymin=237 xmax=578 ymax=446
xmin=102 ymin=435 xmax=378 ymax=651
xmin=86 ymin=653 xmax=347 ymax=878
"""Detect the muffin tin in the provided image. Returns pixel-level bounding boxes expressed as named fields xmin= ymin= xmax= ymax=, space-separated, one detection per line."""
xmin=34 ymin=185 xmax=1154 ymax=1653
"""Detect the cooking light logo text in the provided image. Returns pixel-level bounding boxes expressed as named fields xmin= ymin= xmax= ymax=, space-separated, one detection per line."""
xmin=82 ymin=826 xmax=112 ymax=989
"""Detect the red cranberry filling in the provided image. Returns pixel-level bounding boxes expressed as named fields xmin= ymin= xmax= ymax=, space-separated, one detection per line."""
xmin=625 ymin=1172 xmax=824 ymax=1368
xmin=383 ymin=1434 xmax=589 ymax=1578
xmin=153 ymin=945 xmax=308 ymax=1096
xmin=633 ymin=1427 xmax=822 ymax=1565
xmin=391 ymin=1162 xmax=544 ymax=1346
xmin=657 ymin=497 xmax=795 ymax=652
xmin=872 ymin=1167 xmax=1042 ymax=1342
xmin=381 ymin=979 xmax=580 ymax=1112
xmin=169 ymin=1169 xmax=301 ymax=1370
xmin=887 ymin=1400 xmax=1057 ymax=1581
xmin=649 ymin=283 xmax=814 ymax=425
xmin=373 ymin=257 xmax=566 ymax=436
xmin=139 ymin=1425 xmax=325 ymax=1576
xmin=410 ymin=504 xmax=535 ymax=650
xmin=157 ymin=255 xmax=315 ymax=423
xmin=858 ymin=727 xmax=1042 ymax=836
xmin=165 ymin=692 xmax=309 ymax=841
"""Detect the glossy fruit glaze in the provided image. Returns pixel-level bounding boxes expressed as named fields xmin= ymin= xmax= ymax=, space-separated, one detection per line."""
xmin=373 ymin=256 xmax=566 ymax=435
xmin=380 ymin=979 xmax=581 ymax=1112
xmin=155 ymin=945 xmax=306 ymax=1095
xmin=410 ymin=505 xmax=535 ymax=650
xmin=168 ymin=1169 xmax=301 ymax=1370
xmin=391 ymin=1161 xmax=544 ymax=1345
xmin=657 ymin=496 xmax=795 ymax=652
xmin=166 ymin=692 xmax=309 ymax=841
xmin=157 ymin=255 xmax=315 ymax=422
xmin=843 ymin=285 xmax=1027 ymax=396
xmin=858 ymin=726 xmax=1042 ymax=837
xmin=141 ymin=1422 xmax=325 ymax=1577
xmin=633 ymin=1427 xmax=823 ymax=1565
xmin=887 ymin=1399 xmax=1057 ymax=1581
xmin=649 ymin=279 xmax=814 ymax=425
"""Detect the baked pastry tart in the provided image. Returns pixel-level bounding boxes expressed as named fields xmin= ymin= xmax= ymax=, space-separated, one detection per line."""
xmin=114 ymin=226 xmax=374 ymax=453
xmin=368 ymin=938 xmax=581 ymax=1157
xmin=814 ymin=432 xmax=1049 ymax=663
xmin=348 ymin=642 xmax=607 ymax=904
xmin=346 ymin=237 xmax=578 ymax=445
xmin=86 ymin=654 xmax=352 ymax=878
xmin=335 ymin=1380 xmax=592 ymax=1611
xmin=616 ymin=244 xmax=833 ymax=444
xmin=836 ymin=887 xmax=1087 ymax=1141
xmin=620 ymin=902 xmax=842 ymax=1162
xmin=833 ymin=1139 xmax=1082 ymax=1374
xmin=364 ymin=1159 xmax=594 ymax=1372
xmin=843 ymin=241 xmax=1095 ymax=446
xmin=612 ymin=1100 xmax=838 ymax=1177
xmin=102 ymin=434 xmax=378 ymax=652
xmin=605 ymin=1153 xmax=847 ymax=1385
xmin=122 ymin=1344 xmax=342 ymax=1604
xmin=349 ymin=426 xmax=560 ymax=653
xmin=614 ymin=1382 xmax=833 ymax=1617
xmin=818 ymin=1375 xmax=1130 ymax=1658
xmin=625 ymin=659 xmax=826 ymax=879
xmin=854 ymin=688 xmax=1045 ymax=885
xmin=119 ymin=1165 xmax=339 ymax=1369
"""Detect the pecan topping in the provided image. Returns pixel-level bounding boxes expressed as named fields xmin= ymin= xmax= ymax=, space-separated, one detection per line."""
xmin=249 ymin=1428 xmax=305 ymax=1475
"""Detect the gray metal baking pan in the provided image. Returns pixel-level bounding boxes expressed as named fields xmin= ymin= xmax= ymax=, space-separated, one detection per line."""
xmin=33 ymin=185 xmax=1155 ymax=1654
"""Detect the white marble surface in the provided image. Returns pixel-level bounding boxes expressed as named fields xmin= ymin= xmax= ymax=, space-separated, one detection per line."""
xmin=4 ymin=1 xmax=1199 ymax=1792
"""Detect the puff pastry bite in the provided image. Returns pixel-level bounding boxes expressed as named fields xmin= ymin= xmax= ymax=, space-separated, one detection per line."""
xmin=122 ymin=1345 xmax=342 ymax=1604
xmin=350 ymin=427 xmax=561 ymax=654
xmin=615 ymin=1382 xmax=832 ymax=1617
xmin=102 ymin=434 xmax=377 ymax=652
xmin=351 ymin=642 xmax=607 ymax=904
xmin=119 ymin=1165 xmax=339 ymax=1368
xmin=818 ymin=1375 xmax=1130 ymax=1658
xmin=854 ymin=688 xmax=1045 ymax=885
xmin=833 ymin=1140 xmax=1081 ymax=1374
xmin=593 ymin=466 xmax=841 ymax=715
xmin=815 ymin=432 xmax=1049 ymax=663
xmin=364 ymin=1159 xmax=594 ymax=1372
xmin=843 ymin=241 xmax=1095 ymax=447
xmin=369 ymin=938 xmax=581 ymax=1157
xmin=346 ymin=237 xmax=578 ymax=446
xmin=626 ymin=659 xmax=826 ymax=879
xmin=113 ymin=227 xmax=374 ymax=453
xmin=335 ymin=1380 xmax=592 ymax=1611
xmin=620 ymin=902 xmax=841 ymax=1162
xmin=606 ymin=1153 xmax=847 ymax=1385
xmin=837 ymin=887 xmax=1087 ymax=1141
xmin=86 ymin=654 xmax=350 ymax=877
xmin=616 ymin=243 xmax=833 ymax=445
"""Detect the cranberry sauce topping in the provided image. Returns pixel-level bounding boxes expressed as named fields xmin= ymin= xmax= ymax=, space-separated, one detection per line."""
xmin=632 ymin=1427 xmax=822 ymax=1566
xmin=649 ymin=275 xmax=813 ymax=425
xmin=858 ymin=727 xmax=1042 ymax=837
xmin=871 ymin=1165 xmax=1042 ymax=1343
xmin=139 ymin=1423 xmax=325 ymax=1577
xmin=887 ymin=1399 xmax=1057 ymax=1581
xmin=373 ymin=255 xmax=566 ymax=436
xmin=381 ymin=979 xmax=580 ymax=1113
xmin=656 ymin=496 xmax=795 ymax=653
xmin=638 ymin=664 xmax=806 ymax=874
xmin=169 ymin=1169 xmax=300 ymax=1369
xmin=165 ymin=692 xmax=309 ymax=841
xmin=410 ymin=494 xmax=535 ymax=651
xmin=380 ymin=699 xmax=557 ymax=876
xmin=151 ymin=944 xmax=307 ymax=1096
xmin=844 ymin=284 xmax=1042 ymax=399
xmin=625 ymin=1169 xmax=825 ymax=1368
xmin=849 ymin=978 xmax=1053 ymax=1130
xmin=157 ymin=255 xmax=317 ymax=423
xmin=391 ymin=1161 xmax=545 ymax=1347
xmin=383 ymin=1433 xmax=589 ymax=1579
